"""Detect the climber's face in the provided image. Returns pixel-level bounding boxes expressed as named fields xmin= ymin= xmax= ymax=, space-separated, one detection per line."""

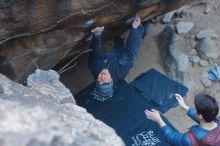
xmin=98 ymin=69 xmax=112 ymax=84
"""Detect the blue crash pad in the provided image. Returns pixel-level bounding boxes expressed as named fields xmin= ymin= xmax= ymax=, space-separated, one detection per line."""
xmin=75 ymin=80 xmax=177 ymax=146
xmin=130 ymin=68 xmax=188 ymax=113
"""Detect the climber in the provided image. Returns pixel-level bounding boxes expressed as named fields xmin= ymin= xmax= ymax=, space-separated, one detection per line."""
xmin=145 ymin=93 xmax=220 ymax=146
xmin=88 ymin=16 xmax=149 ymax=102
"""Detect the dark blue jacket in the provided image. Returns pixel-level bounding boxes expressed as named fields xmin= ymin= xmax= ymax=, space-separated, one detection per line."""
xmin=88 ymin=27 xmax=144 ymax=83
xmin=161 ymin=107 xmax=219 ymax=146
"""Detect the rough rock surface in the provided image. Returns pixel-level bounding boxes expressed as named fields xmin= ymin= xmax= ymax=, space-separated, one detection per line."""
xmin=0 ymin=73 xmax=124 ymax=146
xmin=189 ymin=56 xmax=200 ymax=66
xmin=162 ymin=11 xmax=175 ymax=23
xmin=196 ymin=28 xmax=218 ymax=39
xmin=176 ymin=22 xmax=194 ymax=34
xmin=196 ymin=38 xmax=219 ymax=60
xmin=158 ymin=25 xmax=189 ymax=82
xmin=27 ymin=69 xmax=76 ymax=104
xmin=0 ymin=0 xmax=191 ymax=83
xmin=199 ymin=60 xmax=209 ymax=67
xmin=161 ymin=5 xmax=190 ymax=23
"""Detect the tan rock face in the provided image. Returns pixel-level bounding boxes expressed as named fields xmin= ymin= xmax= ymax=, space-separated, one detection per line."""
xmin=0 ymin=0 xmax=189 ymax=82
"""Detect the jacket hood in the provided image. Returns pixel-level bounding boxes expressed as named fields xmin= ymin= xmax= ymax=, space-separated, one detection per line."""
xmin=201 ymin=125 xmax=220 ymax=146
xmin=190 ymin=125 xmax=208 ymax=140
xmin=190 ymin=118 xmax=220 ymax=146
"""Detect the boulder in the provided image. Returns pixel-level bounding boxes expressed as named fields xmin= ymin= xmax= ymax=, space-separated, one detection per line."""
xmin=176 ymin=22 xmax=194 ymax=34
xmin=0 ymin=73 xmax=124 ymax=146
xmin=199 ymin=60 xmax=209 ymax=67
xmin=158 ymin=25 xmax=189 ymax=82
xmin=188 ymin=49 xmax=198 ymax=56
xmin=0 ymin=0 xmax=192 ymax=83
xmin=175 ymin=5 xmax=191 ymax=16
xmin=170 ymin=48 xmax=189 ymax=72
xmin=161 ymin=5 xmax=190 ymax=23
xmin=162 ymin=11 xmax=175 ymax=23
xmin=196 ymin=38 xmax=219 ymax=60
xmin=189 ymin=56 xmax=200 ymax=66
xmin=27 ymin=69 xmax=75 ymax=104
xmin=196 ymin=29 xmax=218 ymax=39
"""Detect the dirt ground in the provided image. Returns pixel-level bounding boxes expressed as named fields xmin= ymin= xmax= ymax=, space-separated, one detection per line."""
xmin=60 ymin=0 xmax=220 ymax=133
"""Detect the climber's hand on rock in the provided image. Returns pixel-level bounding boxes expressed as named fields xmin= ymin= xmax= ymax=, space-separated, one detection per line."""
xmin=91 ymin=26 xmax=104 ymax=36
xmin=132 ymin=16 xmax=141 ymax=29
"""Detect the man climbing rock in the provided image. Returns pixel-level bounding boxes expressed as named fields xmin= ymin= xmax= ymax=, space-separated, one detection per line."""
xmin=88 ymin=16 xmax=149 ymax=102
